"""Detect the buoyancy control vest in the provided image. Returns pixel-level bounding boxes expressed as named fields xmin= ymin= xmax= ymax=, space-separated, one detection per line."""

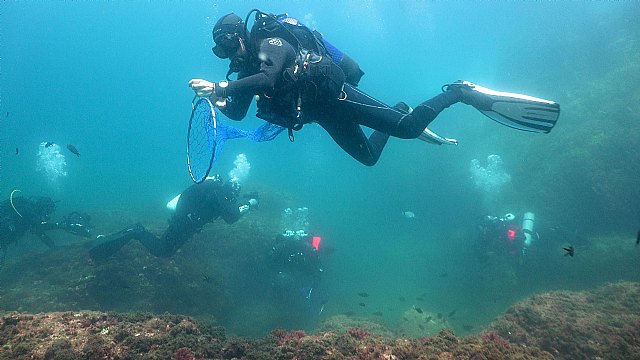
xmin=247 ymin=10 xmax=365 ymax=138
xmin=249 ymin=10 xmax=364 ymax=86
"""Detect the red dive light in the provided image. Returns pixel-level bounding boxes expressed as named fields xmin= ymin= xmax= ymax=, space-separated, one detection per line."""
xmin=506 ymin=229 xmax=516 ymax=243
xmin=312 ymin=236 xmax=322 ymax=251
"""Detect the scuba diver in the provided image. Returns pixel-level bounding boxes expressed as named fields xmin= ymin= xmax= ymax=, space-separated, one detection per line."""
xmin=89 ymin=176 xmax=258 ymax=261
xmin=476 ymin=212 xmax=537 ymax=257
xmin=269 ymin=229 xmax=326 ymax=315
xmin=0 ymin=191 xmax=92 ymax=268
xmin=189 ymin=10 xmax=561 ymax=166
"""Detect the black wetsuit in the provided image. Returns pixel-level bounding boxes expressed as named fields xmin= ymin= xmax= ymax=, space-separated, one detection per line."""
xmin=0 ymin=197 xmax=55 ymax=252
xmin=89 ymin=179 xmax=245 ymax=260
xmin=215 ymin=18 xmax=460 ymax=166
xmin=0 ymin=196 xmax=89 ymax=267
xmin=270 ymin=235 xmax=322 ymax=293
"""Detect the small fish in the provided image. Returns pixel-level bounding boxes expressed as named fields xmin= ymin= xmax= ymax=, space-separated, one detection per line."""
xmin=372 ymin=311 xmax=383 ymax=316
xmin=44 ymin=142 xmax=55 ymax=148
xmin=636 ymin=229 xmax=640 ymax=246
xmin=401 ymin=211 xmax=416 ymax=219
xmin=448 ymin=309 xmax=457 ymax=318
xmin=201 ymin=274 xmax=213 ymax=283
xmin=357 ymin=292 xmax=369 ymax=298
xmin=15 ymin=148 xmax=18 ymax=155
xmin=359 ymin=302 xmax=366 ymax=307
xmin=563 ymin=245 xmax=575 ymax=257
xmin=66 ymin=144 xmax=80 ymax=157
xmin=414 ymin=306 xmax=423 ymax=314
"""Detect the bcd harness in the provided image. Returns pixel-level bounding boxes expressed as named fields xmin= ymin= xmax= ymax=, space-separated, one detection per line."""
xmin=246 ymin=9 xmax=363 ymax=141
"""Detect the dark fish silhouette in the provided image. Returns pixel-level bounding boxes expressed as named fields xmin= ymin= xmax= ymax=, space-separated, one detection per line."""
xmin=414 ymin=306 xmax=423 ymax=314
xmin=359 ymin=302 xmax=365 ymax=307
xmin=67 ymin=144 xmax=80 ymax=156
xmin=15 ymin=148 xmax=18 ymax=155
xmin=563 ymin=245 xmax=575 ymax=257
xmin=448 ymin=309 xmax=457 ymax=318
xmin=636 ymin=229 xmax=640 ymax=246
xmin=357 ymin=292 xmax=369 ymax=297
xmin=45 ymin=142 xmax=55 ymax=148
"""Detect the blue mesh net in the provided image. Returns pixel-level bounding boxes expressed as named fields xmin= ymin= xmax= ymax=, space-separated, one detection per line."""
xmin=188 ymin=98 xmax=286 ymax=182
xmin=212 ymin=119 xmax=286 ymax=163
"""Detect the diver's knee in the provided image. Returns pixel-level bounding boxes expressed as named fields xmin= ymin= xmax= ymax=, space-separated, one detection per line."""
xmin=359 ymin=156 xmax=378 ymax=167
xmin=402 ymin=105 xmax=438 ymax=138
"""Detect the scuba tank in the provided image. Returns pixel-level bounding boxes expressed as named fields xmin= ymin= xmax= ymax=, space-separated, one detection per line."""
xmin=313 ymin=32 xmax=365 ymax=86
xmin=521 ymin=212 xmax=536 ymax=248
xmin=249 ymin=10 xmax=365 ymax=87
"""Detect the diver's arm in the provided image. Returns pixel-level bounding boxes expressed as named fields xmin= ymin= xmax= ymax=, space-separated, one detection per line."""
xmin=215 ymin=38 xmax=296 ymax=98
xmin=218 ymin=88 xmax=254 ymax=120
xmin=31 ymin=223 xmax=56 ymax=248
xmin=221 ymin=198 xmax=257 ymax=224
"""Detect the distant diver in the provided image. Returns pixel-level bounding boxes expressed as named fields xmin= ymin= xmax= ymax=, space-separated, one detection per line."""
xmin=188 ymin=10 xmax=560 ymax=166
xmin=66 ymin=144 xmax=80 ymax=157
xmin=636 ymin=229 xmax=640 ymax=246
xmin=89 ymin=176 xmax=257 ymax=261
xmin=0 ymin=190 xmax=92 ymax=269
xmin=563 ymin=245 xmax=575 ymax=257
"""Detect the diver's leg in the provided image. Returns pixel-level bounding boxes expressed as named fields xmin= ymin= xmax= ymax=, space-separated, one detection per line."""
xmin=336 ymin=84 xmax=460 ymax=139
xmin=136 ymin=230 xmax=171 ymax=258
xmin=139 ymin=216 xmax=195 ymax=258
xmin=317 ymin=119 xmax=390 ymax=167
xmin=89 ymin=224 xmax=146 ymax=262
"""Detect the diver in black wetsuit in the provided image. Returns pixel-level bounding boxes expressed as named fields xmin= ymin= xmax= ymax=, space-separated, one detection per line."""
xmin=269 ymin=230 xmax=325 ymax=314
xmin=0 ymin=193 xmax=91 ymax=267
xmin=189 ymin=10 xmax=560 ymax=166
xmin=89 ymin=176 xmax=258 ymax=261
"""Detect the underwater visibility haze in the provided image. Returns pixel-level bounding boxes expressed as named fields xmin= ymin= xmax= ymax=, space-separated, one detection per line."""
xmin=1 ymin=1 xmax=640 ymax=356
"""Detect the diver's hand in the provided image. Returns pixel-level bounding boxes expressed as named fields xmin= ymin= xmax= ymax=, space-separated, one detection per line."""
xmin=189 ymin=79 xmax=215 ymax=97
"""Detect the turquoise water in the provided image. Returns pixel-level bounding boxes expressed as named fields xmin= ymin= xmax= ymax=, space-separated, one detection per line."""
xmin=1 ymin=2 xmax=639 ymax=337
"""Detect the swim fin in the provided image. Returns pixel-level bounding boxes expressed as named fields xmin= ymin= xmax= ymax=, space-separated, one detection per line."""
xmin=445 ymin=81 xmax=560 ymax=133
xmin=418 ymin=127 xmax=459 ymax=146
